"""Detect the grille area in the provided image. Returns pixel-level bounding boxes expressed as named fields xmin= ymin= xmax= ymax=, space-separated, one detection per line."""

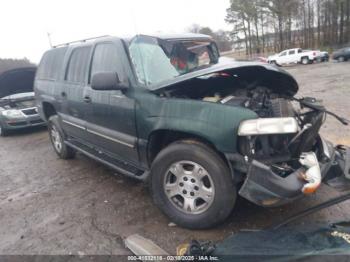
xmin=21 ymin=108 xmax=38 ymax=116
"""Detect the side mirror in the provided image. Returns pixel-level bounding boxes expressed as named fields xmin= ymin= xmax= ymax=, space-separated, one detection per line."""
xmin=91 ymin=72 xmax=128 ymax=91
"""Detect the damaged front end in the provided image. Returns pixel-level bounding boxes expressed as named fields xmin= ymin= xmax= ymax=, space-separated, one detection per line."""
xmin=229 ymin=96 xmax=350 ymax=207
xmin=157 ymin=64 xmax=350 ymax=207
xmin=142 ymin=39 xmax=350 ymax=207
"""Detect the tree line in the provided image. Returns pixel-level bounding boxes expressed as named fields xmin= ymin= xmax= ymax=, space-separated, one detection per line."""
xmin=187 ymin=24 xmax=234 ymax=52
xmin=0 ymin=58 xmax=35 ymax=75
xmin=225 ymin=0 xmax=350 ymax=55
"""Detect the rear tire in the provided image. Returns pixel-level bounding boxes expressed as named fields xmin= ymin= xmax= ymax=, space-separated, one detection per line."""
xmin=48 ymin=115 xmax=75 ymax=159
xmin=151 ymin=140 xmax=236 ymax=229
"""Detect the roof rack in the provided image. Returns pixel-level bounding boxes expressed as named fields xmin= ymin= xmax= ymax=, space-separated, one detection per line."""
xmin=53 ymin=35 xmax=110 ymax=48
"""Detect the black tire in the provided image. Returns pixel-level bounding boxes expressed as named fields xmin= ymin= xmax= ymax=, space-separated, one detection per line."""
xmin=151 ymin=140 xmax=236 ymax=229
xmin=0 ymin=125 xmax=9 ymax=137
xmin=48 ymin=115 xmax=75 ymax=159
xmin=271 ymin=60 xmax=280 ymax=66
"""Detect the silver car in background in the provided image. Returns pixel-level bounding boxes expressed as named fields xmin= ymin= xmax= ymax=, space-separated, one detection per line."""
xmin=0 ymin=67 xmax=45 ymax=136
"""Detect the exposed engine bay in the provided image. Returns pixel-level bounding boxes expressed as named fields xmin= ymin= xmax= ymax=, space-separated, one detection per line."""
xmin=0 ymin=92 xmax=36 ymax=110
xmin=207 ymin=87 xmax=327 ymax=179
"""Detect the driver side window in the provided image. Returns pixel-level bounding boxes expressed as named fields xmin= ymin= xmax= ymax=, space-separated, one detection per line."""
xmin=89 ymin=43 xmax=124 ymax=84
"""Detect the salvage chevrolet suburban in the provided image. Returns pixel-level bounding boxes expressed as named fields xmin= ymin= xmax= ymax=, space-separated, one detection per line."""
xmin=35 ymin=34 xmax=350 ymax=229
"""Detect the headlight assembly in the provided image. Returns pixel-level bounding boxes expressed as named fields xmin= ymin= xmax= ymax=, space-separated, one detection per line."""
xmin=1 ymin=109 xmax=25 ymax=119
xmin=238 ymin=117 xmax=299 ymax=136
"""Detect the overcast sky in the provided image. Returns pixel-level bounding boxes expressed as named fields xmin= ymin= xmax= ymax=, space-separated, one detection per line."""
xmin=0 ymin=0 xmax=231 ymax=63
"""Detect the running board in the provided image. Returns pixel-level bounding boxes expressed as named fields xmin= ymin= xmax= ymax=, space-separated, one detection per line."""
xmin=65 ymin=140 xmax=149 ymax=181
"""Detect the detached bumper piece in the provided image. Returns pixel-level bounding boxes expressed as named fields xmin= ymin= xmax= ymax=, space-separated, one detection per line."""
xmin=238 ymin=144 xmax=350 ymax=207
xmin=238 ymin=160 xmax=305 ymax=207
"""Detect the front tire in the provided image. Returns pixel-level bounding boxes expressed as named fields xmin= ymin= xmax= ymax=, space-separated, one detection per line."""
xmin=270 ymin=60 xmax=280 ymax=66
xmin=48 ymin=115 xmax=75 ymax=159
xmin=338 ymin=56 xmax=345 ymax=62
xmin=301 ymin=57 xmax=309 ymax=65
xmin=151 ymin=140 xmax=236 ymax=229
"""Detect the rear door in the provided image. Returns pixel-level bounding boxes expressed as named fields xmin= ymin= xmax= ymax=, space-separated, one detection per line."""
xmin=83 ymin=41 xmax=139 ymax=164
xmin=60 ymin=46 xmax=92 ymax=141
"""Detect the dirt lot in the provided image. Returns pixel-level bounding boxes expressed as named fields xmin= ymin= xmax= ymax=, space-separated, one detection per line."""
xmin=1 ymin=61 xmax=350 ymax=255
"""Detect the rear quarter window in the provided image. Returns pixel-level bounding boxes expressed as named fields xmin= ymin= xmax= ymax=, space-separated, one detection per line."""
xmin=36 ymin=47 xmax=68 ymax=80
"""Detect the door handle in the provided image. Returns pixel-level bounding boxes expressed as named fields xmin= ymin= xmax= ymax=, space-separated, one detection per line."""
xmin=61 ymin=91 xmax=67 ymax=98
xmin=83 ymin=95 xmax=92 ymax=103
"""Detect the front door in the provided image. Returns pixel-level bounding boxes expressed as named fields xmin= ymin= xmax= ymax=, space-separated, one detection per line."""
xmin=287 ymin=49 xmax=297 ymax=64
xmin=278 ymin=51 xmax=288 ymax=65
xmin=83 ymin=41 xmax=139 ymax=164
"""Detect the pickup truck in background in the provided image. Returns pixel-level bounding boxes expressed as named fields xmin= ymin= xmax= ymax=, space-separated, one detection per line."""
xmin=268 ymin=48 xmax=321 ymax=66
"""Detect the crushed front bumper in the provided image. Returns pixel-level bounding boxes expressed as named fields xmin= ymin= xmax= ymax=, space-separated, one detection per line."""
xmin=226 ymin=141 xmax=350 ymax=207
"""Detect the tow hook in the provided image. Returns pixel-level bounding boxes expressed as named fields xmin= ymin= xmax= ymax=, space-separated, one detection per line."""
xmin=299 ymin=152 xmax=321 ymax=194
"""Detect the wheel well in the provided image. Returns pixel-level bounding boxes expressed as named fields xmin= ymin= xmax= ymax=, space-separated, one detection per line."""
xmin=147 ymin=130 xmax=231 ymax=170
xmin=42 ymin=102 xmax=57 ymax=120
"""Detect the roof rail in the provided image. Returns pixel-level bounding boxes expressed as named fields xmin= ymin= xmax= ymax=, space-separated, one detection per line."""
xmin=53 ymin=35 xmax=110 ymax=48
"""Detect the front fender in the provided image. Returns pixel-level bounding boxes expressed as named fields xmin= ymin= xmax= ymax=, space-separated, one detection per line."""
xmin=136 ymin=93 xmax=257 ymax=153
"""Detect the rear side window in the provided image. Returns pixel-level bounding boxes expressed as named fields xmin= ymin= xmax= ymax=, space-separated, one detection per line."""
xmin=90 ymin=43 xmax=122 ymax=83
xmin=66 ymin=47 xmax=91 ymax=83
xmin=289 ymin=50 xmax=295 ymax=55
xmin=36 ymin=47 xmax=67 ymax=80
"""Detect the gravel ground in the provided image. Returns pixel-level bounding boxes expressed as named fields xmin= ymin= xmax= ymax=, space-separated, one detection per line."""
xmin=1 ymin=61 xmax=350 ymax=255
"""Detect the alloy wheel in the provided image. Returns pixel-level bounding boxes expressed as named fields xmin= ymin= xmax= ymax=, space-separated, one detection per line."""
xmin=163 ymin=161 xmax=215 ymax=215
xmin=51 ymin=125 xmax=63 ymax=153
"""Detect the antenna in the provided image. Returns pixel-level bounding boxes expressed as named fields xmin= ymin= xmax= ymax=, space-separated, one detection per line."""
xmin=47 ymin=32 xmax=53 ymax=48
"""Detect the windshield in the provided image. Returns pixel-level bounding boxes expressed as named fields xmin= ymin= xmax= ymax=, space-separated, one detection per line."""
xmin=129 ymin=36 xmax=219 ymax=86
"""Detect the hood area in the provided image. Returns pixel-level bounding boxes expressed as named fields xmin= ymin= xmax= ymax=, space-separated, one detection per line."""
xmin=0 ymin=67 xmax=36 ymax=98
xmin=151 ymin=61 xmax=298 ymax=98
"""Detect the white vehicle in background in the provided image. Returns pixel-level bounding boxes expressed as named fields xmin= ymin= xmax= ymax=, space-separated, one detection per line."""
xmin=268 ymin=48 xmax=321 ymax=66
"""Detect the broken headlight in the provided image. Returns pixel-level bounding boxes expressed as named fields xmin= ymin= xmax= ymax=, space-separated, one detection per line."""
xmin=238 ymin=117 xmax=299 ymax=136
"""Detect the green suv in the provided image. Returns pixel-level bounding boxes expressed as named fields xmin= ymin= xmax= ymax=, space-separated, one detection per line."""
xmin=34 ymin=34 xmax=350 ymax=229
